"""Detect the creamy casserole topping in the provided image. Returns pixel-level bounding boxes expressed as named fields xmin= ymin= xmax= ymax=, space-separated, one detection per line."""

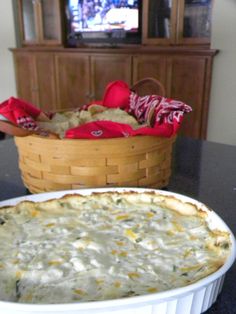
xmin=0 ymin=192 xmax=231 ymax=304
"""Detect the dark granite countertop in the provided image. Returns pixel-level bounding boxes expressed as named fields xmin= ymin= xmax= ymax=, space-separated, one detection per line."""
xmin=0 ymin=136 xmax=235 ymax=313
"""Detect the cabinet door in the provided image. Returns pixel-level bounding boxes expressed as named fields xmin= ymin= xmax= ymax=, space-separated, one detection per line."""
xmin=13 ymin=51 xmax=57 ymax=110
xmin=132 ymin=55 xmax=168 ymax=95
xmin=13 ymin=51 xmax=36 ymax=103
xmin=55 ymin=53 xmax=90 ymax=109
xmin=17 ymin=0 xmax=38 ymax=44
xmin=17 ymin=0 xmax=63 ymax=46
xmin=142 ymin=0 xmax=178 ymax=45
xmin=90 ymin=54 xmax=132 ymax=101
xmin=39 ymin=0 xmax=63 ymax=45
xmin=177 ymin=0 xmax=213 ymax=45
xmin=34 ymin=53 xmax=57 ymax=110
xmin=169 ymin=56 xmax=208 ymax=139
xmin=142 ymin=0 xmax=213 ymax=46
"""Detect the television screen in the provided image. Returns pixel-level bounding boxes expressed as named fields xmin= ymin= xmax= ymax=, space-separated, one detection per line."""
xmin=65 ymin=0 xmax=141 ymax=46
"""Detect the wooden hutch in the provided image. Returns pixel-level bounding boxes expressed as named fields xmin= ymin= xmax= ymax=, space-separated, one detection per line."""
xmin=11 ymin=0 xmax=216 ymax=139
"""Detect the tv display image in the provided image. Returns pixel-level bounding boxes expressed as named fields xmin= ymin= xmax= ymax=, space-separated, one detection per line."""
xmin=65 ymin=0 xmax=141 ymax=46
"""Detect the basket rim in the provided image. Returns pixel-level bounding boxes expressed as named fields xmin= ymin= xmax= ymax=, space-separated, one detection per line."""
xmin=14 ymin=134 xmax=176 ymax=144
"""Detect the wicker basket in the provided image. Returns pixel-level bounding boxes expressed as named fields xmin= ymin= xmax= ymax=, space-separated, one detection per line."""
xmin=14 ymin=135 xmax=176 ymax=194
xmin=0 ymin=78 xmax=175 ymax=193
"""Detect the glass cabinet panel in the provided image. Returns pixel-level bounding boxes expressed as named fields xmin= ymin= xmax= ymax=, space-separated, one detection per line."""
xmin=142 ymin=0 xmax=178 ymax=44
xmin=148 ymin=0 xmax=172 ymax=39
xmin=142 ymin=0 xmax=212 ymax=45
xmin=41 ymin=0 xmax=61 ymax=41
xmin=22 ymin=0 xmax=36 ymax=41
xmin=17 ymin=0 xmax=62 ymax=46
xmin=183 ymin=0 xmax=212 ymax=40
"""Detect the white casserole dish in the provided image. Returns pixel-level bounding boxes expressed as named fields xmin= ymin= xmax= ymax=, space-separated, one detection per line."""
xmin=0 ymin=187 xmax=235 ymax=314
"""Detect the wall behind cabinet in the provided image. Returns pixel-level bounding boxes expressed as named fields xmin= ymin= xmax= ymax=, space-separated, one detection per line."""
xmin=207 ymin=1 xmax=236 ymax=145
xmin=0 ymin=1 xmax=16 ymax=101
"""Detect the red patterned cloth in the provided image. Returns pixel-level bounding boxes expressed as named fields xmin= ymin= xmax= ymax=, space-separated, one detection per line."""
xmin=128 ymin=93 xmax=160 ymax=124
xmin=0 ymin=81 xmax=192 ymax=139
xmin=66 ymin=81 xmax=192 ymax=139
xmin=0 ymin=97 xmax=41 ymax=130
xmin=128 ymin=93 xmax=192 ymax=135
xmin=66 ymin=120 xmax=134 ymax=139
xmin=102 ymin=80 xmax=131 ymax=109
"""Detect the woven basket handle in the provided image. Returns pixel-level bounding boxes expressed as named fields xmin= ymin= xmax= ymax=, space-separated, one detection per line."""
xmin=0 ymin=120 xmax=59 ymax=138
xmin=131 ymin=77 xmax=166 ymax=96
xmin=0 ymin=120 xmax=35 ymax=137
